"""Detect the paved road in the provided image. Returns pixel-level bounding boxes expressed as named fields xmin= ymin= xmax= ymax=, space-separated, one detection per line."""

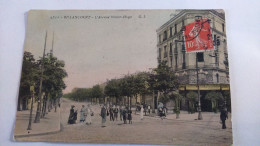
xmin=17 ymin=98 xmax=232 ymax=145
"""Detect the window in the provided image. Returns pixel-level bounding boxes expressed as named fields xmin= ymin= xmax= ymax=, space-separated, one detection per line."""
xmin=170 ymin=27 xmax=173 ymax=37
xmin=170 ymin=43 xmax=173 ymax=55
xmin=174 ymin=24 xmax=177 ymax=34
xmin=197 ymin=52 xmax=204 ymax=62
xmin=216 ymin=73 xmax=219 ymax=83
xmin=163 ymin=31 xmax=167 ymax=41
xmin=159 ymin=35 xmax=161 ymax=43
xmin=174 ymin=42 xmax=178 ymax=54
xmin=159 ymin=48 xmax=161 ymax=58
xmin=170 ymin=56 xmax=173 ymax=67
xmin=164 ymin=46 xmax=167 ymax=57
xmin=222 ymin=23 xmax=225 ymax=32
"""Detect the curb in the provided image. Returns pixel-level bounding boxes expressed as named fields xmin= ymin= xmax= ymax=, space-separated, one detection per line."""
xmin=14 ymin=123 xmax=62 ymax=139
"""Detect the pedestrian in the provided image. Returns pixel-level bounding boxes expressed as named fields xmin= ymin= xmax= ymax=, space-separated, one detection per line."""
xmin=68 ymin=105 xmax=75 ymax=124
xmin=140 ymin=105 xmax=144 ymax=120
xmin=159 ymin=107 xmax=163 ymax=119
xmin=86 ymin=104 xmax=93 ymax=125
xmin=100 ymin=105 xmax=107 ymax=127
xmin=163 ymin=106 xmax=167 ymax=117
xmin=114 ymin=105 xmax=119 ymax=121
xmin=80 ymin=105 xmax=87 ymax=122
xmin=119 ymin=105 xmax=123 ymax=121
xmin=127 ymin=107 xmax=132 ymax=124
xmin=109 ymin=105 xmax=114 ymax=121
xmin=144 ymin=104 xmax=147 ymax=116
xmin=123 ymin=107 xmax=127 ymax=124
xmin=73 ymin=109 xmax=78 ymax=124
xmin=148 ymin=105 xmax=151 ymax=115
xmin=220 ymin=107 xmax=228 ymax=129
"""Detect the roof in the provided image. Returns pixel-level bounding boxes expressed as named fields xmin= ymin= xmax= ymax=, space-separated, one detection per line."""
xmin=157 ymin=9 xmax=225 ymax=32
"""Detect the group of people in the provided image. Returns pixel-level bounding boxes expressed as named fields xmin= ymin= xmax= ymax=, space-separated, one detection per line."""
xmin=158 ymin=106 xmax=167 ymax=119
xmin=68 ymin=104 xmax=93 ymax=125
xmin=69 ymin=102 xmax=229 ymax=130
xmin=100 ymin=105 xmax=133 ymax=127
xmin=137 ymin=104 xmax=151 ymax=116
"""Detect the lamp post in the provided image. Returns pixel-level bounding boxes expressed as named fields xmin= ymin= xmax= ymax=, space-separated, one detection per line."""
xmin=34 ymin=31 xmax=47 ymax=123
xmin=27 ymin=85 xmax=35 ymax=130
xmin=175 ymin=24 xmax=204 ymax=120
xmin=196 ymin=52 xmax=203 ymax=120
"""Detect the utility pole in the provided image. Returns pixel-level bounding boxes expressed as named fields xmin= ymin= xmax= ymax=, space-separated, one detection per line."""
xmin=27 ymin=86 xmax=35 ymax=130
xmin=34 ymin=31 xmax=47 ymax=123
xmin=50 ymin=31 xmax=54 ymax=57
xmin=196 ymin=52 xmax=203 ymax=120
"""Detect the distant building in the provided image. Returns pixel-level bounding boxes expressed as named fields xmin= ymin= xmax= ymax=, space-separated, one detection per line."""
xmin=156 ymin=10 xmax=230 ymax=111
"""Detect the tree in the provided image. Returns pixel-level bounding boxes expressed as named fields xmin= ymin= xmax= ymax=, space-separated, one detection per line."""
xmin=223 ymin=90 xmax=231 ymax=112
xmin=205 ymin=91 xmax=223 ymax=113
xmin=105 ymin=79 xmax=121 ymax=105
xmin=119 ymin=75 xmax=135 ymax=107
xmin=169 ymin=92 xmax=183 ymax=118
xmin=92 ymin=85 xmax=104 ymax=104
xmin=39 ymin=54 xmax=67 ymax=117
xmin=186 ymin=91 xmax=198 ymax=114
xmin=133 ymin=72 xmax=150 ymax=105
xmin=152 ymin=61 xmax=179 ymax=108
xmin=18 ymin=51 xmax=39 ymax=111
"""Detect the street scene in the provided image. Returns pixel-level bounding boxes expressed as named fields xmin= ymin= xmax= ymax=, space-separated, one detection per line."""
xmin=14 ymin=10 xmax=232 ymax=145
xmin=16 ymin=98 xmax=232 ymax=145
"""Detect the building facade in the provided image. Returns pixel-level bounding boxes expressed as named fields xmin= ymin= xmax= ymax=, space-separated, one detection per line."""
xmin=157 ymin=10 xmax=230 ymax=111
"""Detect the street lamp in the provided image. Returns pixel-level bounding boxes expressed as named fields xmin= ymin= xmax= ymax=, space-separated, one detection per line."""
xmin=196 ymin=52 xmax=203 ymax=120
xmin=27 ymin=85 xmax=35 ymax=130
xmin=34 ymin=31 xmax=47 ymax=123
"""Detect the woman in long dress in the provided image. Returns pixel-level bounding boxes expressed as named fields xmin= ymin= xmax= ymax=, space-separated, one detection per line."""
xmin=127 ymin=107 xmax=132 ymax=124
xmin=68 ymin=105 xmax=75 ymax=124
xmin=140 ymin=105 xmax=144 ymax=120
xmin=86 ymin=104 xmax=93 ymax=125
xmin=100 ymin=105 xmax=107 ymax=127
xmin=80 ymin=105 xmax=86 ymax=122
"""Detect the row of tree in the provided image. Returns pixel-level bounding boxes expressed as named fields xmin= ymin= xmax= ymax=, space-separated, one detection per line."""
xmin=64 ymin=61 xmax=231 ymax=115
xmin=18 ymin=51 xmax=67 ymax=120
xmin=64 ymin=61 xmax=181 ymax=108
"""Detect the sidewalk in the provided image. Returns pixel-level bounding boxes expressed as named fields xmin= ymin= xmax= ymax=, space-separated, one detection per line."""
xmin=14 ymin=107 xmax=60 ymax=138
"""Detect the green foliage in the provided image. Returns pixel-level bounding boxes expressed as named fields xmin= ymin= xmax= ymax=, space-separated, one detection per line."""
xmin=19 ymin=52 xmax=39 ymax=99
xmin=186 ymin=91 xmax=198 ymax=103
xmin=18 ymin=51 xmax=68 ymax=111
xmin=205 ymin=91 xmax=223 ymax=102
xmin=169 ymin=92 xmax=182 ymax=114
xmin=150 ymin=61 xmax=179 ymax=94
xmin=105 ymin=79 xmax=121 ymax=98
xmin=92 ymin=85 xmax=104 ymax=100
xmin=159 ymin=94 xmax=170 ymax=105
xmin=186 ymin=91 xmax=198 ymax=114
xmin=40 ymin=54 xmax=68 ymax=101
xmin=119 ymin=75 xmax=135 ymax=98
xmin=205 ymin=91 xmax=223 ymax=113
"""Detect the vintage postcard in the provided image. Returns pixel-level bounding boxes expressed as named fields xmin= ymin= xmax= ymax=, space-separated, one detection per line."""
xmin=14 ymin=10 xmax=232 ymax=145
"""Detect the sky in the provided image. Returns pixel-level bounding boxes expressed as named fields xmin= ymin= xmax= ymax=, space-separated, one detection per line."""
xmin=24 ymin=10 xmax=180 ymax=93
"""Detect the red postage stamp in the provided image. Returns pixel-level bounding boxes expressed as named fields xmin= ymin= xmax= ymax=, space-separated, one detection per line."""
xmin=184 ymin=18 xmax=214 ymax=52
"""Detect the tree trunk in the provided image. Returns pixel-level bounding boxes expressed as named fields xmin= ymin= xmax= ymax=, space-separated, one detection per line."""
xmin=22 ymin=97 xmax=27 ymax=110
xmin=17 ymin=96 xmax=21 ymax=111
xmin=152 ymin=91 xmax=155 ymax=113
xmin=41 ymin=93 xmax=48 ymax=118
xmin=41 ymin=95 xmax=46 ymax=118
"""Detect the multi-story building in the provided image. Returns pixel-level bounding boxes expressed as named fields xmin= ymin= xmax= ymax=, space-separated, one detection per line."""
xmin=157 ymin=10 xmax=230 ymax=111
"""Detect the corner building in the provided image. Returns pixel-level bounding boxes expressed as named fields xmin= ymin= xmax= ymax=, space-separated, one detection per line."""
xmin=157 ymin=10 xmax=230 ymax=111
